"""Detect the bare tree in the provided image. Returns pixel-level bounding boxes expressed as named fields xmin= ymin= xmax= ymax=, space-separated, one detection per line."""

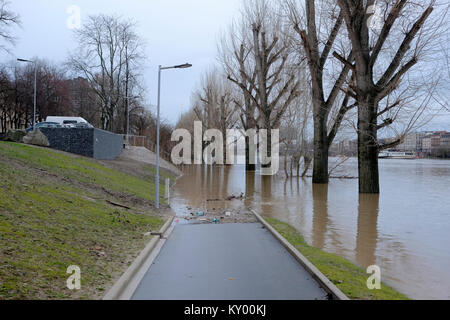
xmin=280 ymin=95 xmax=312 ymax=178
xmin=192 ymin=69 xmax=220 ymax=131
xmin=336 ymin=0 xmax=446 ymax=193
xmin=433 ymin=22 xmax=450 ymax=113
xmin=68 ymin=15 xmax=145 ymax=132
xmin=219 ymin=8 xmax=258 ymax=171
xmin=176 ymin=107 xmax=198 ymax=135
xmin=0 ymin=0 xmax=20 ymax=52
xmin=67 ymin=76 xmax=100 ymax=127
xmin=133 ymin=107 xmax=154 ymax=137
xmin=191 ymin=68 xmax=238 ymax=163
xmin=0 ymin=60 xmax=74 ymax=131
xmin=284 ymin=0 xmax=356 ymax=184
xmin=221 ymin=0 xmax=302 ymax=170
xmin=280 ymin=66 xmax=313 ymax=178
xmin=119 ymin=21 xmax=146 ymax=135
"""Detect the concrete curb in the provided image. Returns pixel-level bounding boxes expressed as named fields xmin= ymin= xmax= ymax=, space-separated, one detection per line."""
xmin=251 ymin=210 xmax=350 ymax=301
xmin=103 ymin=216 xmax=174 ymax=300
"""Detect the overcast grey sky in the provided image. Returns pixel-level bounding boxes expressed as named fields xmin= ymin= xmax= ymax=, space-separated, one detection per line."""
xmin=1 ymin=0 xmax=241 ymax=125
xmin=1 ymin=0 xmax=449 ymax=130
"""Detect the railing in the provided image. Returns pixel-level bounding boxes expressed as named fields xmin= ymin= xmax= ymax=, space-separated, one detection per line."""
xmin=122 ymin=135 xmax=172 ymax=162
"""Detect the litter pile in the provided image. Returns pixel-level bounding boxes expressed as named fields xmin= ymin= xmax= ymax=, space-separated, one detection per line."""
xmin=177 ymin=205 xmax=257 ymax=225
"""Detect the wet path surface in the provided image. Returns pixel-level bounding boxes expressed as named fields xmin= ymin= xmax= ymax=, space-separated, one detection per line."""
xmin=132 ymin=223 xmax=327 ymax=300
xmin=170 ymin=163 xmax=450 ymax=299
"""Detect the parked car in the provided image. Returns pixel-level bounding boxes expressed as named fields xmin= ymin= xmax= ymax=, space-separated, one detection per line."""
xmin=46 ymin=116 xmax=92 ymax=128
xmin=25 ymin=122 xmax=62 ymax=133
xmin=73 ymin=122 xmax=94 ymax=129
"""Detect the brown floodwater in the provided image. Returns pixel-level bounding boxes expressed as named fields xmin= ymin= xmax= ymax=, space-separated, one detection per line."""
xmin=171 ymin=159 xmax=450 ymax=300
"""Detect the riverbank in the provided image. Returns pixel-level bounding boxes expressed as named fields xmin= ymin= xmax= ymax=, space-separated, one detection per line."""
xmin=265 ymin=218 xmax=409 ymax=300
xmin=0 ymin=142 xmax=174 ymax=299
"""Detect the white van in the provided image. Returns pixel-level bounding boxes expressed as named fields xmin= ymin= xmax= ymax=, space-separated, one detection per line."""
xmin=45 ymin=117 xmax=92 ymax=128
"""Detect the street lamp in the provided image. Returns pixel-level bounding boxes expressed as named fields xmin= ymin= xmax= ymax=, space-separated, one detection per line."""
xmin=155 ymin=63 xmax=192 ymax=209
xmin=17 ymin=58 xmax=37 ymax=130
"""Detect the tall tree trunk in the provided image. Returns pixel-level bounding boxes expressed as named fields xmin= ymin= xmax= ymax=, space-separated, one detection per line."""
xmin=261 ymin=115 xmax=272 ymax=170
xmin=313 ymin=111 xmax=329 ymax=184
xmin=245 ymin=116 xmax=256 ymax=172
xmin=356 ymin=194 xmax=379 ymax=267
xmin=312 ymin=183 xmax=328 ymax=248
xmin=302 ymin=154 xmax=312 ymax=178
xmin=245 ymin=136 xmax=256 ymax=171
xmin=358 ymin=99 xmax=380 ymax=194
xmin=284 ymin=145 xmax=289 ymax=177
xmin=223 ymin=133 xmax=227 ymax=166
xmin=245 ymin=171 xmax=255 ymax=207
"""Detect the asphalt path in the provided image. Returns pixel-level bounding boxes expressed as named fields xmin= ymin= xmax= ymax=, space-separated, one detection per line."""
xmin=132 ymin=223 xmax=328 ymax=300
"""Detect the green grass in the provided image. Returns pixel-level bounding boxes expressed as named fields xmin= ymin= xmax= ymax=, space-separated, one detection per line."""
xmin=265 ymin=218 xmax=409 ymax=300
xmin=142 ymin=165 xmax=177 ymax=184
xmin=0 ymin=142 xmax=168 ymax=204
xmin=0 ymin=142 xmax=166 ymax=300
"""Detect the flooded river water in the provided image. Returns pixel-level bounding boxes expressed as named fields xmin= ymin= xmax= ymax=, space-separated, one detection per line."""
xmin=171 ymin=159 xmax=450 ymax=300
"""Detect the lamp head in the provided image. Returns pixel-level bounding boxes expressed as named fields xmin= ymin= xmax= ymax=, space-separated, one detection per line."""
xmin=174 ymin=63 xmax=192 ymax=69
xmin=17 ymin=58 xmax=34 ymax=63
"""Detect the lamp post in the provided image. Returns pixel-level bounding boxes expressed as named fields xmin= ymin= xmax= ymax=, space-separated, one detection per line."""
xmin=155 ymin=63 xmax=192 ymax=209
xmin=17 ymin=58 xmax=37 ymax=130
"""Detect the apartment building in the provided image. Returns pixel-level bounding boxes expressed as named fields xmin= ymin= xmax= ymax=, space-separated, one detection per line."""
xmin=398 ymin=132 xmax=427 ymax=152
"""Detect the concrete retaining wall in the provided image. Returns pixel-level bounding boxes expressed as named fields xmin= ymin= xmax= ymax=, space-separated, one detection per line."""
xmin=40 ymin=128 xmax=123 ymax=160
xmin=93 ymin=129 xmax=124 ymax=160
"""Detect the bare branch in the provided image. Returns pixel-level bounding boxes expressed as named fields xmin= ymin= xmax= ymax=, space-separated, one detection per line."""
xmin=377 ymin=6 xmax=434 ymax=87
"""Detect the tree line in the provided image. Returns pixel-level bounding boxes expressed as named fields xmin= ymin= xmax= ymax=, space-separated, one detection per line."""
xmin=0 ymin=1 xmax=174 ymax=156
xmin=178 ymin=0 xmax=448 ymax=194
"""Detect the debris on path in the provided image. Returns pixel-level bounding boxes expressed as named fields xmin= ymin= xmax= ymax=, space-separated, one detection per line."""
xmin=177 ymin=205 xmax=257 ymax=224
xmin=206 ymin=193 xmax=245 ymax=202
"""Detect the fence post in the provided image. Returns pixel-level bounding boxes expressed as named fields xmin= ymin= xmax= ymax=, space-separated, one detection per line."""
xmin=165 ymin=178 xmax=170 ymax=204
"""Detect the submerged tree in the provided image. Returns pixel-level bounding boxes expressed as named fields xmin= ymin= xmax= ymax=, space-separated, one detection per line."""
xmin=335 ymin=0 xmax=445 ymax=193
xmin=219 ymin=19 xmax=258 ymax=170
xmin=284 ymin=0 xmax=356 ymax=184
xmin=192 ymin=68 xmax=238 ymax=163
xmin=279 ymin=64 xmax=313 ymax=178
xmin=220 ymin=0 xmax=302 ymax=171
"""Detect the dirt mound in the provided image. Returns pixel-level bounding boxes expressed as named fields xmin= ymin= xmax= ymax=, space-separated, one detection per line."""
xmin=118 ymin=147 xmax=181 ymax=176
xmin=23 ymin=129 xmax=50 ymax=147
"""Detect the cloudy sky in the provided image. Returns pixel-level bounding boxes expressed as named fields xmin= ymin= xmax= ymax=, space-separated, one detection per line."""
xmin=1 ymin=0 xmax=241 ymax=124
xmin=2 ymin=0 xmax=449 ymax=130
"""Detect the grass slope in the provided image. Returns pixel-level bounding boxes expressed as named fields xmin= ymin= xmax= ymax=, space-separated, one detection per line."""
xmin=0 ymin=142 xmax=168 ymax=300
xmin=265 ymin=218 xmax=409 ymax=300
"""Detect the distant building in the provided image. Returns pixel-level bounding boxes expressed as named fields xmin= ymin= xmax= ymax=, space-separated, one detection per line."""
xmin=318 ymin=131 xmax=449 ymax=158
xmin=422 ymin=135 xmax=433 ymax=153
xmin=431 ymin=134 xmax=443 ymax=149
xmin=441 ymin=133 xmax=450 ymax=149
xmin=433 ymin=133 xmax=450 ymax=158
xmin=421 ymin=131 xmax=450 ymax=157
xmin=330 ymin=139 xmax=357 ymax=156
xmin=398 ymin=132 xmax=427 ymax=152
